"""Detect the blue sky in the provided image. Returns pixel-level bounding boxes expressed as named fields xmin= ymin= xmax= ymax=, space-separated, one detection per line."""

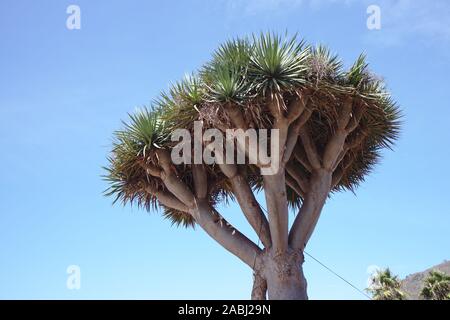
xmin=0 ymin=0 xmax=449 ymax=299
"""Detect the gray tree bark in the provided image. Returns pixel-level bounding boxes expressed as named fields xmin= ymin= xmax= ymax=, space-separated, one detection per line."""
xmin=253 ymin=249 xmax=308 ymax=300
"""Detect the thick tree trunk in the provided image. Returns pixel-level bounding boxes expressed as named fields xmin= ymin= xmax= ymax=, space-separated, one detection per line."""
xmin=253 ymin=249 xmax=308 ymax=300
xmin=265 ymin=271 xmax=307 ymax=300
xmin=251 ymin=273 xmax=267 ymax=300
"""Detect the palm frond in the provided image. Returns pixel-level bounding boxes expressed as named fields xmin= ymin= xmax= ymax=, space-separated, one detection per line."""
xmin=421 ymin=270 xmax=450 ymax=300
xmin=366 ymin=268 xmax=406 ymax=300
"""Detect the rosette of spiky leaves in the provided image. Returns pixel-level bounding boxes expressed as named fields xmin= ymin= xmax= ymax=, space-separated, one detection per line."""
xmin=157 ymin=74 xmax=204 ymax=134
xmin=248 ymin=33 xmax=309 ymax=96
xmin=104 ymin=108 xmax=169 ymax=206
xmin=104 ymin=107 xmax=196 ymax=226
xmin=202 ymin=38 xmax=253 ymax=104
xmin=121 ymin=107 xmax=171 ymax=153
xmin=345 ymin=53 xmax=371 ymax=89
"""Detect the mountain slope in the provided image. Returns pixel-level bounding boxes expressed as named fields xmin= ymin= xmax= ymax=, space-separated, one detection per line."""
xmin=401 ymin=260 xmax=450 ymax=300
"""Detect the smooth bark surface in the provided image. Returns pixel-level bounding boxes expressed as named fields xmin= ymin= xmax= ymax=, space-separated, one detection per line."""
xmin=263 ymin=171 xmax=289 ymax=253
xmin=289 ymin=169 xmax=332 ymax=250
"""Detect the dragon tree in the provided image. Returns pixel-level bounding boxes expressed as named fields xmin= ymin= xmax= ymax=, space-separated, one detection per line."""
xmin=105 ymin=33 xmax=401 ymax=300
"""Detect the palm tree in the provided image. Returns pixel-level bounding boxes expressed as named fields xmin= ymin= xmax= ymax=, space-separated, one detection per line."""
xmin=367 ymin=268 xmax=406 ymax=300
xmin=421 ymin=270 xmax=450 ymax=300
xmin=104 ymin=33 xmax=401 ymax=299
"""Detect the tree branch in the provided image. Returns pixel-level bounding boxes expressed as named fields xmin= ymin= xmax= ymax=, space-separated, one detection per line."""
xmin=139 ymin=160 xmax=162 ymax=178
xmin=282 ymin=109 xmax=312 ymax=165
xmin=263 ymin=171 xmax=289 ymax=253
xmin=322 ymin=98 xmax=355 ymax=170
xmin=192 ymin=164 xmax=208 ymax=199
xmin=191 ymin=199 xmax=262 ymax=268
xmin=286 ymin=172 xmax=306 ymax=198
xmin=299 ymin=126 xmax=321 ymax=170
xmin=322 ymin=129 xmax=347 ymax=170
xmin=155 ymin=149 xmax=196 ymax=208
xmin=286 ymin=162 xmax=309 ymax=193
xmin=210 ymin=146 xmax=272 ymax=248
xmin=331 ymin=160 xmax=352 ymax=188
xmin=286 ymin=93 xmax=307 ymax=123
xmin=267 ymin=93 xmax=285 ymax=120
xmin=289 ymin=98 xmax=365 ymax=249
xmin=224 ymin=102 xmax=248 ymax=130
xmin=293 ymin=144 xmax=312 ymax=173
xmin=332 ymin=131 xmax=366 ymax=171
xmin=288 ymin=169 xmax=332 ymax=250
xmin=346 ymin=102 xmax=364 ymax=133
xmin=154 ymin=149 xmax=262 ymax=268
xmin=145 ymin=186 xmax=189 ymax=212
xmin=230 ymin=174 xmax=272 ymax=248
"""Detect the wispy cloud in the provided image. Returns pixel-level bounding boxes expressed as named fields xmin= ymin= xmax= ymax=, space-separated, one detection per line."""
xmin=364 ymin=0 xmax=450 ymax=46
xmin=222 ymin=0 xmax=450 ymax=45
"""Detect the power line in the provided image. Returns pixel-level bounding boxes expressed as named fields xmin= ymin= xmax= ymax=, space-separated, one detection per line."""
xmin=303 ymin=250 xmax=372 ymax=300
xmin=256 ymin=202 xmax=371 ymax=300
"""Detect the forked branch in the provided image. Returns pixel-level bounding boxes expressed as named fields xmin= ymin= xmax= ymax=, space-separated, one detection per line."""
xmin=146 ymin=149 xmax=262 ymax=268
xmin=289 ymin=98 xmax=365 ymax=250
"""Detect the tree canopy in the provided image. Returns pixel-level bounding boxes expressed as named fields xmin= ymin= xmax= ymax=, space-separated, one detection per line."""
xmin=105 ymin=33 xmax=400 ymax=228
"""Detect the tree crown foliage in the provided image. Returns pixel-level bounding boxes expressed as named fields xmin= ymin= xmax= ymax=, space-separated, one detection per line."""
xmin=104 ymin=33 xmax=401 ymax=228
xmin=421 ymin=270 xmax=450 ymax=300
xmin=367 ymin=268 xmax=406 ymax=300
